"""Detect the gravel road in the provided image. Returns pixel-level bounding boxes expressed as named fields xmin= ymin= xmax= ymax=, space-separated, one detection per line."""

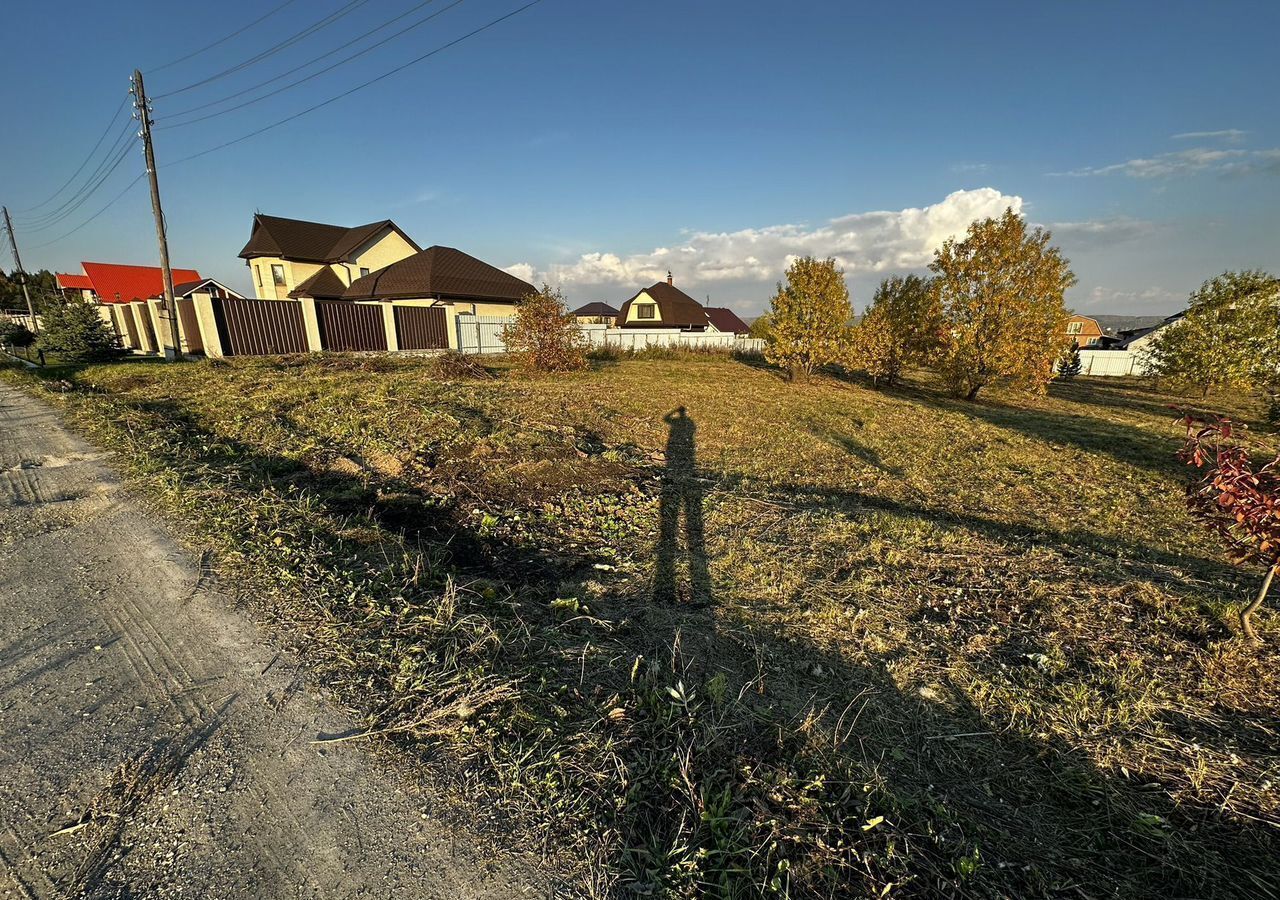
xmin=0 ymin=380 xmax=546 ymax=899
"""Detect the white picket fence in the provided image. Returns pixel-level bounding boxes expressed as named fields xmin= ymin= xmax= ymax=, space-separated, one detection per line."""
xmin=453 ymin=314 xmax=765 ymax=356
xmin=1078 ymin=349 xmax=1149 ymax=377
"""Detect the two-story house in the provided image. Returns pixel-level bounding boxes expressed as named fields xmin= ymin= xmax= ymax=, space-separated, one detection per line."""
xmin=1064 ymin=314 xmax=1105 ymax=348
xmin=237 ymin=213 xmax=421 ymax=300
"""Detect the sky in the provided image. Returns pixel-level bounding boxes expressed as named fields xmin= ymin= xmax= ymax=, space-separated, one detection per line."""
xmin=2 ymin=0 xmax=1278 ymax=317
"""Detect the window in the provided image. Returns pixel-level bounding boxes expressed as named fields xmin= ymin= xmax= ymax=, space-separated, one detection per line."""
xmin=255 ymin=266 xmax=262 ymax=287
xmin=1066 ymin=321 xmax=1083 ymax=335
xmin=636 ymin=303 xmax=656 ymax=320
xmin=359 ymin=267 xmax=370 ymax=278
xmin=271 ymin=264 xmax=286 ymax=286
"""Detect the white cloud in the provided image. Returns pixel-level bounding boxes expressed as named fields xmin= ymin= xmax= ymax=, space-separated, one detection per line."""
xmin=1171 ymin=129 xmax=1247 ymax=143
xmin=1047 ymin=217 xmax=1157 ymax=249
xmin=1084 ymin=285 xmax=1180 ymax=310
xmin=502 ymin=262 xmax=536 ymax=283
xmin=1052 ymin=146 xmax=1280 ymax=178
xmin=511 ymin=188 xmax=1024 ymax=289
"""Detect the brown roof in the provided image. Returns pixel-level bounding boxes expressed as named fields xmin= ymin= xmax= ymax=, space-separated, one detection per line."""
xmin=572 ymin=301 xmax=619 ymax=316
xmin=288 ymin=266 xmax=348 ymax=299
xmin=342 ymin=246 xmax=535 ymax=302
xmin=615 ymin=282 xmax=710 ymax=329
xmin=238 ymin=213 xmax=420 ymax=263
xmin=705 ymin=307 xmax=750 ymax=334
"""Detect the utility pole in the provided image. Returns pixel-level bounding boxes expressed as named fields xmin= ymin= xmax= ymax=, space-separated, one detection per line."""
xmin=2 ymin=206 xmax=38 ymax=333
xmin=131 ymin=69 xmax=180 ymax=360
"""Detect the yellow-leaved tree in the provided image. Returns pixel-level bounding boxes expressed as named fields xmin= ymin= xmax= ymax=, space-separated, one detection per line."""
xmin=846 ymin=274 xmax=942 ymax=387
xmin=765 ymin=256 xmax=851 ymax=381
xmin=930 ymin=209 xmax=1075 ymax=400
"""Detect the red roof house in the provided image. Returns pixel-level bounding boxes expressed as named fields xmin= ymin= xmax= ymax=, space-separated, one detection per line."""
xmin=80 ymin=262 xmax=203 ymax=304
xmin=55 ymin=273 xmax=95 ymax=291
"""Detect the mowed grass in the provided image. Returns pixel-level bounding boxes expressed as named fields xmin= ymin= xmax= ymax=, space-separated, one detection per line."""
xmin=6 ymin=352 xmax=1279 ymax=898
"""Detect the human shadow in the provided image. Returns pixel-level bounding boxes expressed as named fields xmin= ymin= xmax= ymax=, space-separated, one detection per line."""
xmin=653 ymin=407 xmax=711 ymax=604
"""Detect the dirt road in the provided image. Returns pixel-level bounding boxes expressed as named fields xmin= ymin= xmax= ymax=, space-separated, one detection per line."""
xmin=0 ymin=381 xmax=545 ymax=898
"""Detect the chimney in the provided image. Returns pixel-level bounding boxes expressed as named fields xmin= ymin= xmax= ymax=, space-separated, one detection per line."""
xmin=666 ymin=271 xmax=673 ymax=286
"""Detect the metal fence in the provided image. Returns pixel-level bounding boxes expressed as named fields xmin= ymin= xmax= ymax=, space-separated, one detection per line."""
xmin=454 ymin=314 xmax=511 ymax=354
xmin=395 ymin=306 xmax=449 ymax=350
xmin=317 ymin=300 xmax=387 ymax=352
xmin=214 ymin=297 xmax=309 ymax=356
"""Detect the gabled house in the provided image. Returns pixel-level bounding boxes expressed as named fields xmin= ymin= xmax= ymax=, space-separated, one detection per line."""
xmin=572 ymin=301 xmax=620 ymax=324
xmin=72 ymin=262 xmax=204 ymax=304
xmin=339 ymin=245 xmax=534 ymax=311
xmin=56 ymin=273 xmax=96 ymax=301
xmin=615 ymin=274 xmax=750 ymax=333
xmin=1064 ymin=314 xmax=1105 ymax=348
xmin=1120 ymin=311 xmax=1186 ymax=352
xmin=238 ymin=213 xmax=421 ymax=300
xmin=705 ymin=307 xmax=751 ymax=335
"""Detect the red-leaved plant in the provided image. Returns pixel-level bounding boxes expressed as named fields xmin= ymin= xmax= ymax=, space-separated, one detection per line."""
xmin=1179 ymin=414 xmax=1280 ymax=640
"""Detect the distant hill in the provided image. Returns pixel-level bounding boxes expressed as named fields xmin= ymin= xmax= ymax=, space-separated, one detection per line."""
xmin=1088 ymin=314 xmax=1167 ymax=335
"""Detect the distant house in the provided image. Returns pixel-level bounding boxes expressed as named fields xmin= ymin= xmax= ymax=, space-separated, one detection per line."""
xmin=1119 ymin=311 xmax=1186 ymax=353
xmin=340 ymin=245 xmax=534 ymax=313
xmin=62 ymin=262 xmax=204 ymax=304
xmin=1064 ymin=314 xmax=1105 ymax=348
xmin=705 ymin=307 xmax=751 ymax=335
xmin=55 ymin=273 xmax=96 ymax=301
xmin=238 ymin=213 xmax=420 ymax=301
xmin=149 ymin=277 xmax=243 ymax=304
xmin=572 ymin=301 xmax=619 ymax=324
xmin=614 ymin=273 xmax=750 ymax=333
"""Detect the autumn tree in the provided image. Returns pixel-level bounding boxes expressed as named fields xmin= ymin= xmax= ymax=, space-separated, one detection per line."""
xmin=502 ymin=283 xmax=587 ymax=373
xmin=1142 ymin=270 xmax=1280 ymax=398
xmin=846 ymin=274 xmax=941 ymax=387
xmin=929 ymin=208 xmax=1075 ymax=400
xmin=765 ymin=256 xmax=851 ymax=381
xmin=1180 ymin=415 xmax=1280 ymax=640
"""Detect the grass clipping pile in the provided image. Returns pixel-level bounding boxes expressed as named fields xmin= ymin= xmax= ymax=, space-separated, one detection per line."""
xmin=6 ymin=355 xmax=1278 ymax=900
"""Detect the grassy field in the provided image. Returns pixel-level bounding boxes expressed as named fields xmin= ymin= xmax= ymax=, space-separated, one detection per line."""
xmin=5 ymin=351 xmax=1278 ymax=898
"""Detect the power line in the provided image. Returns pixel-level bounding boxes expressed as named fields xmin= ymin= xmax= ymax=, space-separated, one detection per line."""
xmin=14 ymin=96 xmax=129 ymax=214
xmin=19 ymin=140 xmax=137 ymax=234
xmin=147 ymin=0 xmax=303 ymax=74
xmin=158 ymin=0 xmax=459 ymax=128
xmin=16 ymin=118 xmax=136 ymax=227
xmin=24 ymin=174 xmax=147 ymax=252
xmin=153 ymin=0 xmax=375 ymax=99
xmin=167 ymin=0 xmax=544 ymax=168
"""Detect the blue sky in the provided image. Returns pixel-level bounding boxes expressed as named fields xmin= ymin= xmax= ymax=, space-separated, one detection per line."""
xmin=3 ymin=0 xmax=1277 ymax=316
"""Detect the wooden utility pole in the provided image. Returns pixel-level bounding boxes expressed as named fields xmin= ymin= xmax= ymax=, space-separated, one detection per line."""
xmin=131 ymin=69 xmax=180 ymax=360
xmin=2 ymin=206 xmax=38 ymax=333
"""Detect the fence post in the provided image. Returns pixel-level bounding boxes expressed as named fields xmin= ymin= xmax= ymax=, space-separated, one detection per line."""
xmin=191 ymin=294 xmax=225 ymax=358
xmin=381 ymin=302 xmax=399 ymax=352
xmin=299 ymin=297 xmax=324 ymax=352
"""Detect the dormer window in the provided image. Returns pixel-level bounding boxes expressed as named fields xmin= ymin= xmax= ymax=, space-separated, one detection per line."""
xmin=636 ymin=303 xmax=656 ymax=320
xmin=360 ymin=267 xmax=370 ymax=278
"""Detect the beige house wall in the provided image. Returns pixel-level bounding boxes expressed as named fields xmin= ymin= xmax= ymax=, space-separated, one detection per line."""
xmin=622 ymin=290 xmax=661 ymax=324
xmin=247 ymin=229 xmax=418 ymax=300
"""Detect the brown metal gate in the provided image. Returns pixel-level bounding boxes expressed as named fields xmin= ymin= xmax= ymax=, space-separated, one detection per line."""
xmin=317 ymin=300 xmax=388 ymax=352
xmin=214 ymin=297 xmax=309 ymax=356
xmin=394 ymin=305 xmax=448 ymax=350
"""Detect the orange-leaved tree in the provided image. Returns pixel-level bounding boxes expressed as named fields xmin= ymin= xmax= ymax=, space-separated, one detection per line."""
xmin=929 ymin=208 xmax=1074 ymax=400
xmin=502 ymin=283 xmax=587 ymax=373
xmin=1179 ymin=415 xmax=1280 ymax=641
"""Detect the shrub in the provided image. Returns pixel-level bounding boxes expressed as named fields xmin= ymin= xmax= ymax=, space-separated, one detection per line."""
xmin=36 ymin=297 xmax=123 ymax=362
xmin=0 ymin=320 xmax=36 ymax=350
xmin=502 ymin=284 xmax=587 ymax=373
xmin=433 ymin=350 xmax=491 ymax=379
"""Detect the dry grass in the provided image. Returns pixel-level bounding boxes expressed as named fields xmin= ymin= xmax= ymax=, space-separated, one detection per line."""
xmin=5 ymin=352 xmax=1278 ymax=898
